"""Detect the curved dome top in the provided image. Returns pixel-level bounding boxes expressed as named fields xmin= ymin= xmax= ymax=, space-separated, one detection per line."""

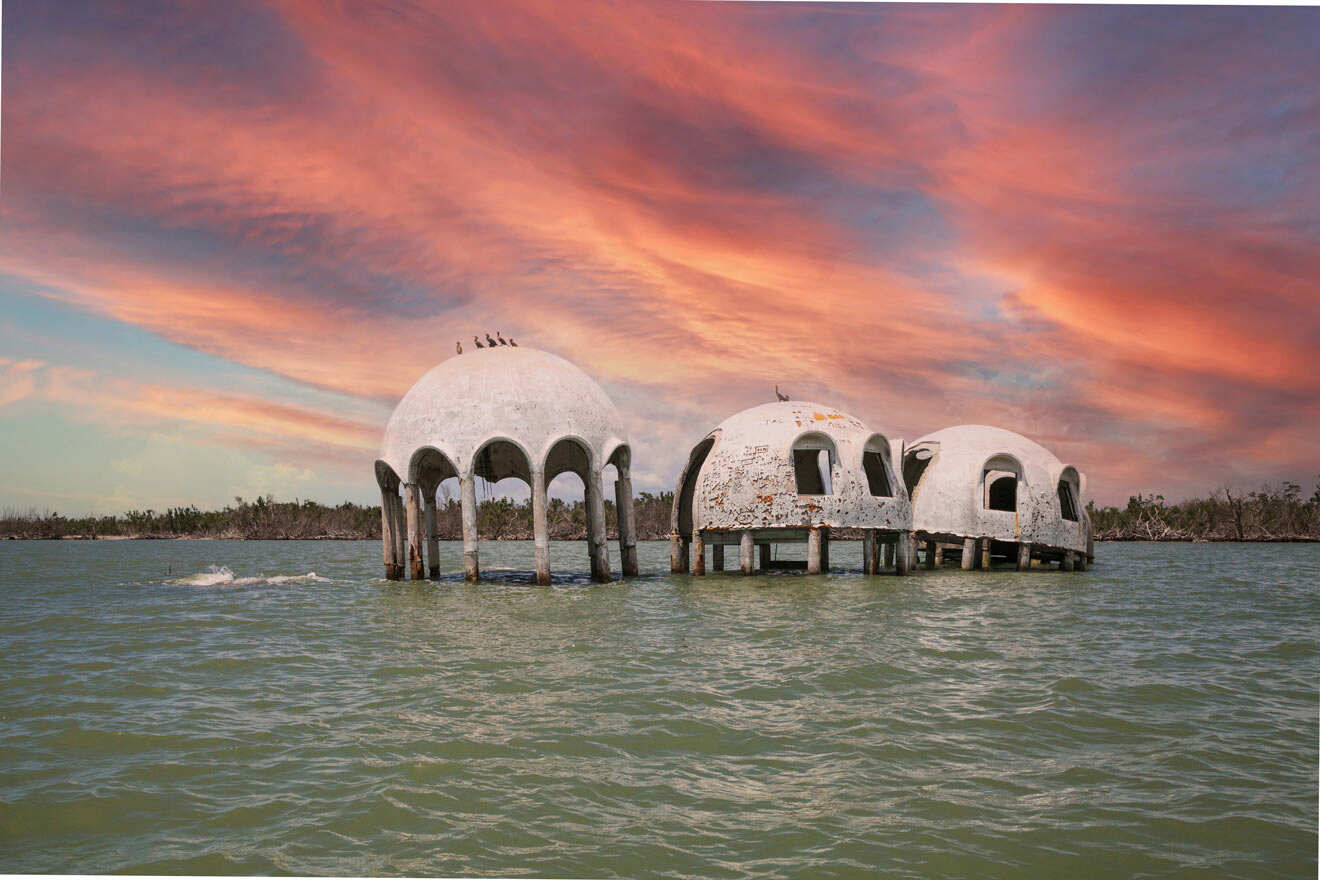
xmin=378 ymin=347 xmax=628 ymax=485
xmin=905 ymin=424 xmax=1086 ymax=551
xmin=675 ymin=400 xmax=910 ymax=532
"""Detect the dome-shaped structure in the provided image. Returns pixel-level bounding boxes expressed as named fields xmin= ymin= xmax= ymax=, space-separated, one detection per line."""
xmin=670 ymin=401 xmax=914 ymax=576
xmin=373 ymin=346 xmax=636 ymax=584
xmin=903 ymin=424 xmax=1090 ymax=570
xmin=378 ymin=347 xmax=628 ymax=487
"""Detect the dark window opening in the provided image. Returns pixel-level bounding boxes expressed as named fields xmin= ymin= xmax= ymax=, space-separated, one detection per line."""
xmin=1058 ymin=481 xmax=1079 ymax=521
xmin=863 ymin=450 xmax=893 ymax=497
xmin=987 ymin=475 xmax=1017 ymax=511
xmin=793 ymin=448 xmax=831 ymax=494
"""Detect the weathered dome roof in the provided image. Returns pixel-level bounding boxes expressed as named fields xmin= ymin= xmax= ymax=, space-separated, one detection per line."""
xmin=675 ymin=400 xmax=910 ymax=533
xmin=905 ymin=424 xmax=1087 ymax=551
xmin=377 ymin=347 xmax=628 ymax=485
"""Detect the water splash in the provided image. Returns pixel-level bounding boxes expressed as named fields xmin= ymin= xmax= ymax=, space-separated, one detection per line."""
xmin=169 ymin=565 xmax=330 ymax=587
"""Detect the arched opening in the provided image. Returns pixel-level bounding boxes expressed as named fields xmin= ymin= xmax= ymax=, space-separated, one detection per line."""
xmin=792 ymin=432 xmax=836 ymax=495
xmin=861 ymin=434 xmax=896 ymax=497
xmin=544 ymin=436 xmax=601 ymax=572
xmin=470 ymin=438 xmax=534 ymax=543
xmin=981 ymin=454 xmax=1023 ymax=512
xmin=673 ymin=436 xmax=715 ymax=538
xmin=903 ymin=442 xmax=937 ymax=500
xmin=409 ymin=446 xmax=458 ymax=493
xmin=1057 ymin=467 xmax=1081 ymax=522
xmin=605 ymin=443 xmax=630 ymax=537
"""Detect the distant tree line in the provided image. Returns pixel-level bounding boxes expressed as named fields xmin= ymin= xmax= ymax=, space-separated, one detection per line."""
xmin=5 ymin=482 xmax=1318 ymax=541
xmin=1087 ymin=480 xmax=1320 ymax=541
xmin=0 ymin=491 xmax=678 ymax=541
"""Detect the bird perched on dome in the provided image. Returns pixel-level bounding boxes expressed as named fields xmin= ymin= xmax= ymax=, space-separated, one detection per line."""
xmin=485 ymin=332 xmax=497 ymax=347
xmin=456 ymin=340 xmax=462 ymax=354
xmin=496 ymin=331 xmax=509 ymax=346
xmin=509 ymin=338 xmax=518 ymax=347
xmin=473 ymin=335 xmax=484 ymax=349
xmin=775 ymin=385 xmax=790 ymax=401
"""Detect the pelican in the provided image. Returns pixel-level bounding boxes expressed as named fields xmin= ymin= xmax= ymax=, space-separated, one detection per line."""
xmin=473 ymin=335 xmax=484 ymax=349
xmin=775 ymin=385 xmax=789 ymax=401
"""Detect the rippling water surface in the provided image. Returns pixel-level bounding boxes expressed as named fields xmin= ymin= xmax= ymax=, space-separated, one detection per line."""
xmin=1 ymin=540 xmax=1315 ymax=877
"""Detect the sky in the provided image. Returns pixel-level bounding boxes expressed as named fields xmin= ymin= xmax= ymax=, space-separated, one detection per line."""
xmin=1 ymin=1 xmax=1317 ymax=514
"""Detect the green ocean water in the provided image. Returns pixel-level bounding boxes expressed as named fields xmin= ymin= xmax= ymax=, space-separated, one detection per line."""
xmin=0 ymin=539 xmax=1315 ymax=878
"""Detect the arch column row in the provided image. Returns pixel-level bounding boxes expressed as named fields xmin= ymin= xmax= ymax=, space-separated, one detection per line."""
xmin=380 ymin=465 xmax=637 ymax=584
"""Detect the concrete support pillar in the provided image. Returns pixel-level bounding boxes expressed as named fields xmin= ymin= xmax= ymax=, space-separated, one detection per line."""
xmin=883 ymin=541 xmax=895 ymax=569
xmin=1063 ymin=550 xmax=1076 ymax=572
xmin=615 ymin=470 xmax=638 ymax=577
xmin=961 ymin=537 xmax=977 ymax=571
xmin=391 ymin=493 xmax=407 ymax=578
xmin=424 ymin=492 xmax=439 ymax=578
xmin=981 ymin=538 xmax=992 ymax=569
xmin=925 ymin=539 xmax=937 ymax=570
xmin=532 ymin=469 xmax=550 ymax=586
xmin=863 ymin=529 xmax=877 ymax=575
xmin=895 ymin=531 xmax=912 ymax=575
xmin=758 ymin=543 xmax=770 ymax=571
xmin=1016 ymin=542 xmax=1031 ymax=572
xmin=934 ymin=544 xmax=944 ymax=567
xmin=380 ymin=486 xmax=402 ymax=580
xmin=820 ymin=527 xmax=830 ymax=572
xmin=712 ymin=542 xmax=725 ymax=571
xmin=405 ymin=483 xmax=425 ymax=580
xmin=807 ymin=527 xmax=823 ymax=575
xmin=670 ymin=533 xmax=688 ymax=573
xmin=691 ymin=531 xmax=705 ymax=576
xmin=585 ymin=470 xmax=612 ymax=583
xmin=1075 ymin=552 xmax=1087 ymax=572
xmin=460 ymin=473 xmax=480 ymax=582
xmin=740 ymin=530 xmax=754 ymax=575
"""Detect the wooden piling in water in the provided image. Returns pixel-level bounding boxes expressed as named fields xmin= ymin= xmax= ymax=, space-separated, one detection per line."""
xmin=712 ymin=542 xmax=725 ymax=571
xmin=740 ymin=530 xmax=754 ymax=575
xmin=1062 ymin=551 xmax=1075 ymax=572
xmin=1016 ymin=541 xmax=1031 ymax=571
xmin=863 ymin=529 xmax=877 ymax=575
xmin=758 ymin=543 xmax=771 ymax=572
xmin=925 ymin=539 xmax=937 ymax=570
xmin=692 ymin=531 xmax=705 ymax=575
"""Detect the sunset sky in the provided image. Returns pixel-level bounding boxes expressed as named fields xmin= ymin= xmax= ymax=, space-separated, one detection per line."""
xmin=1 ymin=1 xmax=1316 ymax=513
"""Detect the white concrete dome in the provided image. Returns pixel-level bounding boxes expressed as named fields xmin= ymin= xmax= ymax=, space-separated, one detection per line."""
xmin=673 ymin=400 xmax=911 ymax=535
xmin=904 ymin=424 xmax=1087 ymax=553
xmin=375 ymin=346 xmax=629 ymax=488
